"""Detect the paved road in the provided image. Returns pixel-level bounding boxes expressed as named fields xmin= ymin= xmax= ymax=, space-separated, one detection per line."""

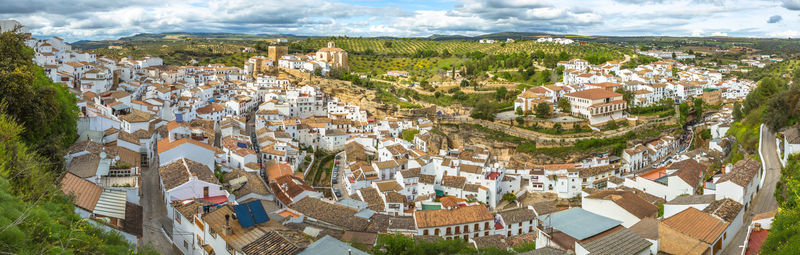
xmin=331 ymin=151 xmax=350 ymax=200
xmin=140 ymin=154 xmax=180 ymax=255
xmin=723 ymin=126 xmax=781 ymax=255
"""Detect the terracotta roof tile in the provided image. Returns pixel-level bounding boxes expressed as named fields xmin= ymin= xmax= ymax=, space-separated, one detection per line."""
xmin=565 ymin=88 xmax=622 ymax=100
xmin=414 ymin=205 xmax=493 ymax=228
xmin=158 ymin=158 xmax=218 ymax=191
xmin=661 ymin=207 xmax=728 ymax=244
xmin=586 ymin=190 xmax=658 ymax=219
xmin=60 ymin=173 xmax=103 ymax=211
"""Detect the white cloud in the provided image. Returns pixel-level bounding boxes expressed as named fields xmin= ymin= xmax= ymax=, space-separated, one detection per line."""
xmin=0 ymin=0 xmax=795 ymax=41
xmin=711 ymin=32 xmax=728 ymax=36
xmin=768 ymin=30 xmax=800 ymax=38
xmin=783 ymin=0 xmax=800 ymax=10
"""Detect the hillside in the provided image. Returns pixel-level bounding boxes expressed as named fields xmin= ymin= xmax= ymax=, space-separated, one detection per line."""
xmin=0 ymin=31 xmax=153 ymax=254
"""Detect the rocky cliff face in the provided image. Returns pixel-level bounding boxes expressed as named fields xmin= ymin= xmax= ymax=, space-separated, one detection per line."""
xmin=313 ymin=78 xmax=394 ymax=119
xmin=425 ymin=123 xmax=593 ymax=165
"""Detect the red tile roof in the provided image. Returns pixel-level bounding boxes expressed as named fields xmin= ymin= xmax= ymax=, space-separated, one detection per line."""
xmin=60 ymin=173 xmax=103 ymax=211
xmin=565 ymin=88 xmax=622 ymax=100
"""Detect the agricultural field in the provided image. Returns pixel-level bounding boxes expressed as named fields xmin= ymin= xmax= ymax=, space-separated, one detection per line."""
xmin=292 ymin=37 xmax=625 ymax=59
xmin=349 ymin=56 xmax=461 ymax=77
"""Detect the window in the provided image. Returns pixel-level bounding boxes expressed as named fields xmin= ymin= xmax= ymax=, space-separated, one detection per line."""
xmin=464 ymin=225 xmax=469 ymax=232
xmin=446 ymin=227 xmax=452 ymax=235
xmin=485 ymin=222 xmax=489 ymax=229
xmin=435 ymin=228 xmax=440 ymax=235
xmin=194 ymin=215 xmax=205 ymax=231
xmin=455 ymin=226 xmax=460 ymax=234
xmin=423 ymin=229 xmax=429 ymax=235
xmin=475 ymin=223 xmax=480 ymax=231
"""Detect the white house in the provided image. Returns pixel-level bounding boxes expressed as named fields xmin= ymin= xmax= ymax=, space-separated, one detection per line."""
xmin=495 ymin=207 xmax=537 ymax=237
xmin=622 ymin=159 xmax=705 ymax=201
xmin=564 ymin=88 xmax=627 ymax=125
xmin=714 ymin=158 xmax=761 ymax=209
xmin=784 ymin=127 xmax=800 ymax=165
xmin=157 ymin=138 xmax=216 ymax=171
xmin=581 ymin=190 xmax=658 ymax=228
xmin=662 ymin=194 xmax=714 ymax=219
xmin=158 ymin=158 xmax=228 ymax=203
xmin=414 ymin=205 xmax=495 ymax=240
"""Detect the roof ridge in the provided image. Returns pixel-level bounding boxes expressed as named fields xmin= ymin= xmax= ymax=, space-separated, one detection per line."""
xmin=181 ymin=158 xmax=194 ymax=179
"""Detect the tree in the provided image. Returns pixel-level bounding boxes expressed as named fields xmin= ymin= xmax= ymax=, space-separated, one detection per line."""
xmin=679 ymin=102 xmax=690 ymax=123
xmin=495 ymin=87 xmax=508 ymax=101
xmin=383 ymin=40 xmax=393 ymax=48
xmin=763 ymin=85 xmax=800 ymax=131
xmin=460 ymin=79 xmax=469 ymax=87
xmin=0 ymin=30 xmax=78 ymax=166
xmin=732 ymin=102 xmax=743 ymax=121
xmin=502 ymin=193 xmax=517 ymax=202
xmin=693 ymin=97 xmax=704 ymax=118
xmin=470 ymin=99 xmax=498 ymax=121
xmin=615 ymin=88 xmax=633 ymax=109
xmin=516 ymin=116 xmax=525 ymax=125
xmin=553 ymin=123 xmax=563 ymax=134
xmin=515 ymin=107 xmax=523 ymax=115
xmin=743 ymin=76 xmax=785 ymax=115
xmin=536 ymin=102 xmax=551 ymax=118
xmin=605 ymin=120 xmax=618 ymax=130
xmin=557 ymin=97 xmax=571 ymax=113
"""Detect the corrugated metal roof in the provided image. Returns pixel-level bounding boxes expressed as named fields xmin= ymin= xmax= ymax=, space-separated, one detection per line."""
xmin=298 ymin=235 xmax=368 ymax=255
xmin=354 ymin=209 xmax=376 ymax=219
xmin=94 ymin=189 xmax=127 ymax=219
xmin=95 ymin=158 xmax=112 ymax=177
xmin=580 ymin=228 xmax=652 ymax=255
xmin=539 ymin=208 xmax=621 ymax=240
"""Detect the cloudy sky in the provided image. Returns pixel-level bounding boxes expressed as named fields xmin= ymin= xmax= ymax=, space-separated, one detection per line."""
xmin=1 ymin=0 xmax=800 ymax=42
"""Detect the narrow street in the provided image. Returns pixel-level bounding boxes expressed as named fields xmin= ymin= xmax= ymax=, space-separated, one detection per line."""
xmin=332 ymin=151 xmax=350 ymax=200
xmin=140 ymin=154 xmax=181 ymax=254
xmin=722 ymin=126 xmax=781 ymax=254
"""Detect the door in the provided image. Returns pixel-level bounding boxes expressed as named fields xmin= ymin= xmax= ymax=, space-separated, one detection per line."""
xmin=203 ymin=186 xmax=209 ymax=197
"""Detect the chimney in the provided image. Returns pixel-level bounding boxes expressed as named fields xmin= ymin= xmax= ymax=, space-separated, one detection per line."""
xmin=754 ymin=223 xmax=762 ymax=232
xmin=224 ymin=214 xmax=232 ymax=235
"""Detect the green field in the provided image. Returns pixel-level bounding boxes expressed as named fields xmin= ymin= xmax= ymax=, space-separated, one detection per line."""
xmin=291 ymin=37 xmax=624 ymax=59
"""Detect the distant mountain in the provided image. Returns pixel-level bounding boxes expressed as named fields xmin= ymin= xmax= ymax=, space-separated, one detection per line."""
xmin=69 ymin=40 xmax=92 ymax=44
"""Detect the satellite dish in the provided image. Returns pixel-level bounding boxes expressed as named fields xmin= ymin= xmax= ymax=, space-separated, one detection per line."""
xmin=99 ymin=152 xmax=107 ymax=159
